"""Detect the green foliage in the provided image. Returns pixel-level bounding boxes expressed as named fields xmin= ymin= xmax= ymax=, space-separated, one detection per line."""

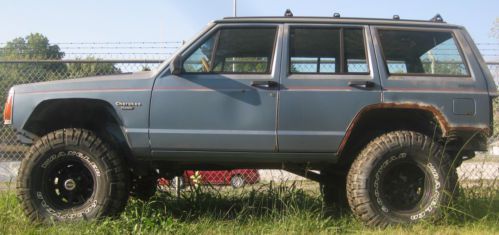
xmin=0 ymin=182 xmax=497 ymax=234
xmin=491 ymin=18 xmax=499 ymax=39
xmin=0 ymin=33 xmax=66 ymax=87
xmin=67 ymin=57 xmax=120 ymax=78
xmin=422 ymin=62 xmax=467 ymax=76
xmin=1 ymin=33 xmax=64 ymax=60
xmin=219 ymin=57 xmax=268 ymax=73
xmin=0 ymin=33 xmax=66 ymax=112
xmin=0 ymin=34 xmax=121 ymax=103
xmin=493 ymin=98 xmax=499 ymax=140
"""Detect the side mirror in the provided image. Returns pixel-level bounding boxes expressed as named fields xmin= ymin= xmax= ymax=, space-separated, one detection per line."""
xmin=171 ymin=55 xmax=182 ymax=75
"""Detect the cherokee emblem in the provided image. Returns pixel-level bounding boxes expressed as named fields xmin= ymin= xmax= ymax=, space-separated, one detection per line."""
xmin=115 ymin=101 xmax=142 ymax=110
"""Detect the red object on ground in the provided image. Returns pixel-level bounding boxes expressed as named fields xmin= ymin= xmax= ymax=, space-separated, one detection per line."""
xmin=158 ymin=169 xmax=260 ymax=188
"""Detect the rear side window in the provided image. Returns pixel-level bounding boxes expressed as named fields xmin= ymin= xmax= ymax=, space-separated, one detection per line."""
xmin=183 ymin=27 xmax=277 ymax=74
xmin=378 ymin=30 xmax=469 ymax=76
xmin=289 ymin=27 xmax=368 ymax=74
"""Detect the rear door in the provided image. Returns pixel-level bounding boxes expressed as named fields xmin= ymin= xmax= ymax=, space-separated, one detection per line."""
xmin=277 ymin=24 xmax=382 ymax=152
xmin=150 ymin=24 xmax=282 ymax=153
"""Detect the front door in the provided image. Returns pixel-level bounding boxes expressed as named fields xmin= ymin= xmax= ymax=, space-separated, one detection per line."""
xmin=277 ymin=25 xmax=382 ymax=152
xmin=150 ymin=24 xmax=282 ymax=154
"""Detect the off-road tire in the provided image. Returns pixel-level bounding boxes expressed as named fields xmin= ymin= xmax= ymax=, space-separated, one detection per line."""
xmin=346 ymin=131 xmax=458 ymax=227
xmin=130 ymin=175 xmax=157 ymax=201
xmin=17 ymin=128 xmax=129 ymax=222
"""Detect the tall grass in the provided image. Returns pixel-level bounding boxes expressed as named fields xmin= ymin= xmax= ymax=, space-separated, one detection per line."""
xmin=0 ymin=181 xmax=497 ymax=234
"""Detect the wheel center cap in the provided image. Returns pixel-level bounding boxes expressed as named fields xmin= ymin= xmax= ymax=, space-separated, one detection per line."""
xmin=64 ymin=179 xmax=77 ymax=191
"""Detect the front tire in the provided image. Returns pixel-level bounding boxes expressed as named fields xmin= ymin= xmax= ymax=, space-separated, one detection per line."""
xmin=346 ymin=131 xmax=458 ymax=227
xmin=17 ymin=129 xmax=129 ymax=222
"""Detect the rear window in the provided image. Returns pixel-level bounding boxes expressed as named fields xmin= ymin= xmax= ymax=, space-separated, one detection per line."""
xmin=378 ymin=30 xmax=469 ymax=77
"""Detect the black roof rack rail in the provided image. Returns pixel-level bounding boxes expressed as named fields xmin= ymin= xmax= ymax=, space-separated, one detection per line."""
xmin=221 ymin=15 xmax=450 ymax=25
xmin=430 ymin=14 xmax=445 ymax=23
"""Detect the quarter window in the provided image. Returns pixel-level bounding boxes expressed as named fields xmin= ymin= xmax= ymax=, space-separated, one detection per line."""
xmin=378 ymin=30 xmax=469 ymax=76
xmin=183 ymin=36 xmax=215 ymax=73
xmin=289 ymin=28 xmax=369 ymax=74
xmin=182 ymin=27 xmax=277 ymax=74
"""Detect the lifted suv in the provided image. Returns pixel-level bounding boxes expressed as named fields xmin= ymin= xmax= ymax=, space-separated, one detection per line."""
xmin=4 ymin=14 xmax=497 ymax=226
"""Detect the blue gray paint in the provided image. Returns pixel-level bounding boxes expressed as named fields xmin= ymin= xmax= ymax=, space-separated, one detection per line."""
xmin=6 ymin=17 xmax=497 ymax=162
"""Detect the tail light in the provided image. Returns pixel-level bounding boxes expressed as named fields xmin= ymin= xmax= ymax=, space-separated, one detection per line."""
xmin=3 ymin=88 xmax=13 ymax=125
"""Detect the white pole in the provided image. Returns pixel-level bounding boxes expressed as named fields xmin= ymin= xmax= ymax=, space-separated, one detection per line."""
xmin=233 ymin=0 xmax=237 ymax=17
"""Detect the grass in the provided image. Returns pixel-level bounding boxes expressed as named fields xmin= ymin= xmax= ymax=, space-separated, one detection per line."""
xmin=0 ymin=182 xmax=498 ymax=235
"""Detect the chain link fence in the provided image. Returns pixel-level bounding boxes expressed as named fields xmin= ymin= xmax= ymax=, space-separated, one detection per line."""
xmin=0 ymin=42 xmax=498 ymax=194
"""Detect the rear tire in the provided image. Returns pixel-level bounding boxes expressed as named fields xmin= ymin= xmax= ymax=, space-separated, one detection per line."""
xmin=17 ymin=129 xmax=129 ymax=222
xmin=346 ymin=131 xmax=458 ymax=227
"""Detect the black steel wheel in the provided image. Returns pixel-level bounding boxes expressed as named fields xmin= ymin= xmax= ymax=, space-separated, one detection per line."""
xmin=377 ymin=161 xmax=428 ymax=212
xmin=44 ymin=158 xmax=95 ymax=210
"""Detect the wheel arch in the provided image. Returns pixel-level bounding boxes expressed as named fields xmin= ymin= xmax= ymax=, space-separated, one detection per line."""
xmin=23 ymin=98 xmax=132 ymax=158
xmin=336 ymin=103 xmax=449 ymax=166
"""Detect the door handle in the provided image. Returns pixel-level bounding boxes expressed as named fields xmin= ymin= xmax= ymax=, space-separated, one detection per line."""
xmin=348 ymin=80 xmax=375 ymax=89
xmin=251 ymin=80 xmax=279 ymax=89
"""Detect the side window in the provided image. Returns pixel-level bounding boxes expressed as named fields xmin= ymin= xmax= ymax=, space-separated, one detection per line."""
xmin=289 ymin=27 xmax=369 ymax=74
xmin=182 ymin=27 xmax=277 ymax=74
xmin=344 ymin=29 xmax=369 ymax=73
xmin=290 ymin=28 xmax=340 ymax=73
xmin=378 ymin=30 xmax=469 ymax=76
xmin=212 ymin=28 xmax=276 ymax=73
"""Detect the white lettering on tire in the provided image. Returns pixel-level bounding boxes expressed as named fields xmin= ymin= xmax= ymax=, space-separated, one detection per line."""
xmin=410 ymin=163 xmax=441 ymax=221
xmin=36 ymin=191 xmax=98 ymax=220
xmin=41 ymin=151 xmax=101 ymax=177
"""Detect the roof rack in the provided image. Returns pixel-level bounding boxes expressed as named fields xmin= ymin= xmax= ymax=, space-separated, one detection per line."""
xmin=222 ymin=13 xmax=449 ymax=25
xmin=430 ymin=14 xmax=444 ymax=23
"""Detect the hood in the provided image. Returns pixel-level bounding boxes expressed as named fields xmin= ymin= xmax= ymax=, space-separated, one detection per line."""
xmin=12 ymin=71 xmax=155 ymax=94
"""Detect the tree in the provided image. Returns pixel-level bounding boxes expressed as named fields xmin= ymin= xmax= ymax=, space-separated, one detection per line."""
xmin=1 ymin=33 xmax=64 ymax=60
xmin=491 ymin=18 xmax=499 ymax=39
xmin=490 ymin=18 xmax=499 ymax=140
xmin=0 ymin=33 xmax=67 ymax=108
xmin=67 ymin=56 xmax=120 ymax=78
xmin=0 ymin=33 xmax=66 ymax=85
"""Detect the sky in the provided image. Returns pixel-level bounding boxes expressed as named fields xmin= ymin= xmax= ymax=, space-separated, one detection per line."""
xmin=1 ymin=0 xmax=498 ymax=43
xmin=0 ymin=0 xmax=497 ymax=56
